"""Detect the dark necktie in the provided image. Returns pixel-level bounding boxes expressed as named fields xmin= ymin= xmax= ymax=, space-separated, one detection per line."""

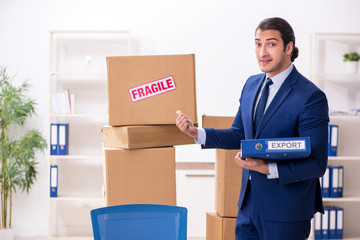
xmin=254 ymin=78 xmax=273 ymax=132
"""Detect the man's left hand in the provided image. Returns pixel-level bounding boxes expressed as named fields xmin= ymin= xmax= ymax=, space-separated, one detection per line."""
xmin=235 ymin=152 xmax=269 ymax=175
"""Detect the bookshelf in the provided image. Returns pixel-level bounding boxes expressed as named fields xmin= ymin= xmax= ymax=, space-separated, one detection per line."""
xmin=310 ymin=33 xmax=360 ymax=239
xmin=48 ymin=30 xmax=131 ymax=239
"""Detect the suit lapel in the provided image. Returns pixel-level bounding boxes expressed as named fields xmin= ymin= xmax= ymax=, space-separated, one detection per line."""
xmin=255 ymin=67 xmax=299 ymax=138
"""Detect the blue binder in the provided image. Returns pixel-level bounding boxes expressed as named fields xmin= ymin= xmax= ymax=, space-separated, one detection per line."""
xmin=314 ymin=212 xmax=322 ymax=239
xmin=50 ymin=165 xmax=58 ymax=197
xmin=328 ymin=125 xmax=338 ymax=156
xmin=329 ymin=207 xmax=337 ymax=239
xmin=329 ymin=166 xmax=341 ymax=198
xmin=321 ymin=167 xmax=330 ymax=198
xmin=335 ymin=208 xmax=344 ymax=239
xmin=241 ymin=137 xmax=311 ymax=161
xmin=321 ymin=209 xmax=329 ymax=239
xmin=338 ymin=166 xmax=344 ymax=198
xmin=58 ymin=123 xmax=69 ymax=155
xmin=50 ymin=123 xmax=58 ymax=155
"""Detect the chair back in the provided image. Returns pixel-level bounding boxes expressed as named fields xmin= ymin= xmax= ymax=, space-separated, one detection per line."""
xmin=90 ymin=204 xmax=187 ymax=240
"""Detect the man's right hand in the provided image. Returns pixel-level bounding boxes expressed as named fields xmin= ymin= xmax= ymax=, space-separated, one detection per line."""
xmin=176 ymin=110 xmax=198 ymax=139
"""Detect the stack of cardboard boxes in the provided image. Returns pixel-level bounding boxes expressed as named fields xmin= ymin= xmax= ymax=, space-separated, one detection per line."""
xmin=202 ymin=115 xmax=243 ymax=240
xmin=102 ymin=54 xmax=197 ymax=206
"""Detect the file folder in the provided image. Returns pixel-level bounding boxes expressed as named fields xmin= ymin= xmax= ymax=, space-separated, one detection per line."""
xmin=50 ymin=123 xmax=58 ymax=155
xmin=50 ymin=165 xmax=58 ymax=197
xmin=314 ymin=212 xmax=322 ymax=239
xmin=321 ymin=167 xmax=330 ymax=198
xmin=329 ymin=208 xmax=336 ymax=239
xmin=321 ymin=209 xmax=329 ymax=239
xmin=329 ymin=166 xmax=340 ymax=198
xmin=328 ymin=125 xmax=338 ymax=156
xmin=335 ymin=208 xmax=343 ymax=239
xmin=58 ymin=123 xmax=69 ymax=155
xmin=338 ymin=166 xmax=344 ymax=197
xmin=241 ymin=137 xmax=311 ymax=161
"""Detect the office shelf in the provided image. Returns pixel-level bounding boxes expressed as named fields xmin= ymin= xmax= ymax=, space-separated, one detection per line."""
xmin=310 ymin=32 xmax=360 ymax=239
xmin=48 ymin=30 xmax=131 ymax=239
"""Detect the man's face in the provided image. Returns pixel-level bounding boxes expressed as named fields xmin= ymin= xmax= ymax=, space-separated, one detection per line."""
xmin=255 ymin=29 xmax=293 ymax=78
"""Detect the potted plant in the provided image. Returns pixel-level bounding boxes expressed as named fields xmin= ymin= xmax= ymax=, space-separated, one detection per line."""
xmin=343 ymin=51 xmax=360 ymax=74
xmin=0 ymin=67 xmax=46 ymax=239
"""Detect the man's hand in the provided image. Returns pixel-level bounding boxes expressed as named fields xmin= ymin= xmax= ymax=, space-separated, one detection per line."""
xmin=235 ymin=152 xmax=269 ymax=175
xmin=176 ymin=110 xmax=198 ymax=139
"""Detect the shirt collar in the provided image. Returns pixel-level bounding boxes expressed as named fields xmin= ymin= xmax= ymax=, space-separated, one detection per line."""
xmin=267 ymin=64 xmax=293 ymax=88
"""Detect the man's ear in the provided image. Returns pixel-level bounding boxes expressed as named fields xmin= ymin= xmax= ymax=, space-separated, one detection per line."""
xmin=286 ymin=41 xmax=294 ymax=55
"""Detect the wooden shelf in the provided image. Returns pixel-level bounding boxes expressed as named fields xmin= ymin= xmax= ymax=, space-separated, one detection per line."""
xmin=50 ymin=113 xmax=108 ymax=118
xmin=50 ymin=196 xmax=103 ymax=202
xmin=328 ymin=156 xmax=360 ymax=161
xmin=50 ymin=155 xmax=103 ymax=160
xmin=323 ymin=196 xmax=360 ymax=202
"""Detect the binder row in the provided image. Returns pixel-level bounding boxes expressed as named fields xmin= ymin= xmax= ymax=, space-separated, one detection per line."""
xmin=314 ymin=207 xmax=343 ymax=239
xmin=51 ymin=90 xmax=75 ymax=114
xmin=320 ymin=165 xmax=344 ymax=198
xmin=328 ymin=124 xmax=338 ymax=156
xmin=50 ymin=123 xmax=69 ymax=155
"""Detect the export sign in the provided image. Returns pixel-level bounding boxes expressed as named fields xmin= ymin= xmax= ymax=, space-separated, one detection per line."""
xmin=128 ymin=76 xmax=176 ymax=102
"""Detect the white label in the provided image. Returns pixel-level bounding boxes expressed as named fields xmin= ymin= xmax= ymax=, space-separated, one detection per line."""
xmin=329 ymin=209 xmax=336 ymax=230
xmin=332 ymin=168 xmax=339 ymax=188
xmin=128 ymin=76 xmax=176 ymax=102
xmin=51 ymin=167 xmax=57 ymax=187
xmin=51 ymin=125 xmax=57 ymax=144
xmin=59 ymin=125 xmax=66 ymax=145
xmin=331 ymin=126 xmax=338 ymax=147
xmin=268 ymin=140 xmax=306 ymax=150
xmin=337 ymin=210 xmax=343 ymax=229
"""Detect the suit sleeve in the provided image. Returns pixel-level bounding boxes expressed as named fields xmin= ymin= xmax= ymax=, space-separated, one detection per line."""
xmin=277 ymin=90 xmax=329 ymax=185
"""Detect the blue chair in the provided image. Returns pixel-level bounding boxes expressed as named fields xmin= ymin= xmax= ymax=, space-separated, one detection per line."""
xmin=90 ymin=204 xmax=187 ymax=240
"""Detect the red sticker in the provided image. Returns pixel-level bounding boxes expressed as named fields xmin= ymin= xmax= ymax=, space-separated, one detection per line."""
xmin=128 ymin=76 xmax=176 ymax=102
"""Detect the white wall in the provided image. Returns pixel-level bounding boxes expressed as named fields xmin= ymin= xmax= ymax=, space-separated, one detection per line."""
xmin=1 ymin=0 xmax=360 ymax=237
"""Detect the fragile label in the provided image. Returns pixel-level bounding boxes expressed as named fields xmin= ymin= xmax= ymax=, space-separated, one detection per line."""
xmin=128 ymin=76 xmax=176 ymax=102
xmin=268 ymin=140 xmax=306 ymax=150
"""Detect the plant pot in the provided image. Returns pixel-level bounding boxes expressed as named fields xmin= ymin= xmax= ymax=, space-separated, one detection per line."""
xmin=345 ymin=61 xmax=359 ymax=74
xmin=0 ymin=228 xmax=14 ymax=240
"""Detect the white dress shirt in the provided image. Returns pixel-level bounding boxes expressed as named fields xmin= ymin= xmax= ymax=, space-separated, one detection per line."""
xmin=195 ymin=64 xmax=294 ymax=179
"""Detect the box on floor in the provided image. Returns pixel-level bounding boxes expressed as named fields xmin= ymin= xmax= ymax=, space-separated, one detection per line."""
xmin=206 ymin=212 xmax=236 ymax=240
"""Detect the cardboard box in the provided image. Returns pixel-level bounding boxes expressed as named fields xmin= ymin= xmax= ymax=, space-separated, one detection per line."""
xmin=216 ymin=149 xmax=242 ymax=217
xmin=102 ymin=125 xmax=194 ymax=149
xmin=103 ymin=147 xmax=176 ymax=206
xmin=206 ymin=212 xmax=236 ymax=240
xmin=202 ymin=115 xmax=234 ymax=129
xmin=107 ymin=54 xmax=197 ymax=126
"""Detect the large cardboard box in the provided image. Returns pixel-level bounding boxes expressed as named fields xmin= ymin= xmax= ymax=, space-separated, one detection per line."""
xmin=103 ymin=147 xmax=176 ymax=206
xmin=202 ymin=115 xmax=234 ymax=129
xmin=102 ymin=125 xmax=194 ymax=149
xmin=107 ymin=54 xmax=197 ymax=126
xmin=216 ymin=149 xmax=242 ymax=217
xmin=206 ymin=212 xmax=236 ymax=240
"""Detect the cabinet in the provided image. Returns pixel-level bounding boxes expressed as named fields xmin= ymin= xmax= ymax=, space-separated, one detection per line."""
xmin=310 ymin=33 xmax=360 ymax=239
xmin=48 ymin=31 xmax=131 ymax=239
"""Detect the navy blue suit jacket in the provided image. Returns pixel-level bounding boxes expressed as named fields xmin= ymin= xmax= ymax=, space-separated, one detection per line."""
xmin=203 ymin=66 xmax=329 ymax=222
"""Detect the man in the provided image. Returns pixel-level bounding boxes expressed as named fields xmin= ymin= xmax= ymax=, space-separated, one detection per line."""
xmin=176 ymin=17 xmax=329 ymax=240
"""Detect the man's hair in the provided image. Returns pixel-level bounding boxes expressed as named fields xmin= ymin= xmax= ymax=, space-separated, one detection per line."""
xmin=256 ymin=17 xmax=299 ymax=62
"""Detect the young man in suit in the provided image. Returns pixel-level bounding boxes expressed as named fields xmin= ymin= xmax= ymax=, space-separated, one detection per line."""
xmin=176 ymin=17 xmax=329 ymax=240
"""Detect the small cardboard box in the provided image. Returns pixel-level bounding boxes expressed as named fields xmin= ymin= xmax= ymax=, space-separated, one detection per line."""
xmin=216 ymin=149 xmax=242 ymax=217
xmin=107 ymin=54 xmax=197 ymax=126
xmin=103 ymin=147 xmax=176 ymax=206
xmin=206 ymin=212 xmax=236 ymax=240
xmin=102 ymin=125 xmax=194 ymax=149
xmin=202 ymin=115 xmax=234 ymax=129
